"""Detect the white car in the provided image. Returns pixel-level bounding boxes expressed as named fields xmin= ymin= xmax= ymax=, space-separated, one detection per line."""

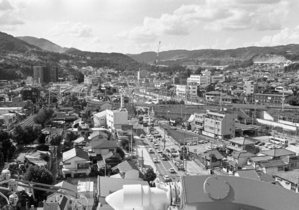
xmin=163 ymin=175 xmax=172 ymax=182
xmin=153 ymin=158 xmax=160 ymax=163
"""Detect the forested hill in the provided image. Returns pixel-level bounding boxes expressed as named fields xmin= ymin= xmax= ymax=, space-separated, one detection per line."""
xmin=129 ymin=44 xmax=299 ymax=66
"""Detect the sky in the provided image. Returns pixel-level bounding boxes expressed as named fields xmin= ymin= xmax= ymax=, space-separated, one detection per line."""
xmin=0 ymin=0 xmax=299 ymax=54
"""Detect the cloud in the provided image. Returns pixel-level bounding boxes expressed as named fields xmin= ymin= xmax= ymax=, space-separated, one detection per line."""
xmin=120 ymin=0 xmax=290 ymax=43
xmin=49 ymin=22 xmax=93 ymax=38
xmin=0 ymin=0 xmax=24 ymax=26
xmin=0 ymin=0 xmax=13 ymax=10
xmin=256 ymin=26 xmax=299 ymax=46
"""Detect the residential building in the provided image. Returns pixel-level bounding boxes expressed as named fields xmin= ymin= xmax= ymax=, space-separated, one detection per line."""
xmin=62 ymin=148 xmax=91 ymax=178
xmin=90 ymin=138 xmax=118 ymax=156
xmin=253 ymin=93 xmax=284 ymax=105
xmin=274 ymin=169 xmax=299 ymax=193
xmin=186 ymin=82 xmax=198 ymax=101
xmin=93 ymin=110 xmax=107 ymax=127
xmin=175 ymin=84 xmax=187 ymax=100
xmin=203 ymin=110 xmax=235 ymax=139
xmin=187 ymin=74 xmax=210 ymax=86
xmin=202 ymin=149 xmax=224 ymax=168
xmin=21 ymin=86 xmax=40 ymax=103
xmin=227 ymin=137 xmax=256 ymax=151
xmin=244 ymin=81 xmax=256 ymax=95
xmin=211 ymin=74 xmax=225 ymax=84
xmin=106 ymin=109 xmax=128 ymax=130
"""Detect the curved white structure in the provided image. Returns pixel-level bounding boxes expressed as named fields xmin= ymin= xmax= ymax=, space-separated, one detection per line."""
xmin=106 ymin=184 xmax=170 ymax=210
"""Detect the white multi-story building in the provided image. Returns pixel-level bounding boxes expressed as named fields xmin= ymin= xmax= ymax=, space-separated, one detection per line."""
xmin=106 ymin=108 xmax=129 ymax=129
xmin=211 ymin=74 xmax=225 ymax=84
xmin=187 ymin=74 xmax=210 ymax=86
xmin=203 ymin=110 xmax=235 ymax=139
xmin=243 ymin=80 xmax=256 ymax=95
xmin=175 ymin=84 xmax=187 ymax=100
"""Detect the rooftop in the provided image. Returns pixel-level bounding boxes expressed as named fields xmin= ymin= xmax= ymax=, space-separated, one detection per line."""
xmin=236 ymin=169 xmax=260 ymax=181
xmin=229 ymin=137 xmax=256 ymax=146
xmin=261 ymin=148 xmax=295 ymax=157
xmin=274 ymin=169 xmax=299 ymax=184
xmin=63 ymin=148 xmax=89 ymax=162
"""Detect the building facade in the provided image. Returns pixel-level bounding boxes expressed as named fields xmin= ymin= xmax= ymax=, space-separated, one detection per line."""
xmin=203 ymin=110 xmax=235 ymax=139
xmin=244 ymin=81 xmax=256 ymax=95
xmin=106 ymin=109 xmax=129 ymax=129
xmin=175 ymin=84 xmax=187 ymax=100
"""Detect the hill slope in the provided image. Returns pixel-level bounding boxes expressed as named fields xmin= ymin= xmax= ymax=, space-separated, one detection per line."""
xmin=129 ymin=45 xmax=299 ymax=66
xmin=0 ymin=32 xmax=40 ymax=52
xmin=18 ymin=36 xmax=66 ymax=53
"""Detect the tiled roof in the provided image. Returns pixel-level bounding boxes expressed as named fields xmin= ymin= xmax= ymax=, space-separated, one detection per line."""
xmin=98 ymin=176 xmax=148 ymax=197
xmin=203 ymin=149 xmax=224 ymax=160
xmin=261 ymin=148 xmax=295 ymax=157
xmin=274 ymin=169 xmax=299 ymax=184
xmin=236 ymin=169 xmax=260 ymax=181
xmin=232 ymin=151 xmax=255 ymax=159
xmin=250 ymin=155 xmax=272 ymax=162
xmin=55 ymin=181 xmax=77 ymax=197
xmin=112 ymin=160 xmax=134 ymax=172
xmin=63 ymin=148 xmax=89 ymax=162
xmin=229 ymin=137 xmax=255 ymax=145
xmin=259 ymin=159 xmax=287 ymax=168
xmin=92 ymin=140 xmax=118 ymax=149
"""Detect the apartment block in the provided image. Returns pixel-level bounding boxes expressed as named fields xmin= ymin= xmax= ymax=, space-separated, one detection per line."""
xmin=203 ymin=110 xmax=235 ymax=139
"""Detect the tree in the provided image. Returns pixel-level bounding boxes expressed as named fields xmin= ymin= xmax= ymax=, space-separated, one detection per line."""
xmin=46 ymin=134 xmax=62 ymax=146
xmin=24 ymin=165 xmax=54 ymax=202
xmin=116 ymin=147 xmax=125 ymax=159
xmin=33 ymin=108 xmax=54 ymax=127
xmin=143 ymin=168 xmax=157 ymax=182
xmin=120 ymin=138 xmax=130 ymax=151
xmin=13 ymin=125 xmax=42 ymax=145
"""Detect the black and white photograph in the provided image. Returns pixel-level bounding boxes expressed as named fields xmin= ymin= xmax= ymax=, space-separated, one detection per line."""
xmin=0 ymin=0 xmax=299 ymax=209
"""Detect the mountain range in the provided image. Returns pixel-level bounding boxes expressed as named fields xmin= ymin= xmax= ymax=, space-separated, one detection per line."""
xmin=1 ymin=30 xmax=299 ymax=81
xmin=0 ymin=31 xmax=141 ymax=80
xmin=128 ymin=45 xmax=299 ymax=66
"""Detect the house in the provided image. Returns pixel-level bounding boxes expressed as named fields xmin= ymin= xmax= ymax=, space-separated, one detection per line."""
xmin=235 ymin=169 xmax=260 ymax=181
xmin=93 ymin=110 xmax=107 ymax=127
xmin=202 ymin=149 xmax=224 ymax=169
xmin=77 ymin=181 xmax=94 ymax=209
xmin=112 ymin=160 xmax=140 ymax=180
xmin=62 ymin=148 xmax=91 ymax=178
xmin=225 ymin=151 xmax=255 ymax=173
xmin=258 ymin=159 xmax=288 ymax=174
xmin=273 ymin=169 xmax=299 ymax=193
xmin=106 ymin=109 xmax=128 ymax=130
xmin=248 ymin=155 xmax=273 ymax=169
xmin=90 ymin=138 xmax=118 ymax=156
xmin=260 ymin=148 xmax=296 ymax=166
xmin=55 ymin=181 xmax=77 ymax=198
xmin=227 ymin=137 xmax=256 ymax=151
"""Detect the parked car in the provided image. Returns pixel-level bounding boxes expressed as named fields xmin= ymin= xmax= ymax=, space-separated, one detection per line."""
xmin=169 ymin=168 xmax=176 ymax=173
xmin=153 ymin=158 xmax=160 ymax=163
xmin=163 ymin=175 xmax=172 ymax=182
xmin=148 ymin=148 xmax=154 ymax=154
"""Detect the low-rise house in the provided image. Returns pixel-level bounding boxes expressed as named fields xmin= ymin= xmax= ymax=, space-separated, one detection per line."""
xmin=258 ymin=159 xmax=288 ymax=174
xmin=227 ymin=137 xmax=256 ymax=151
xmin=62 ymin=148 xmax=91 ymax=178
xmin=90 ymin=138 xmax=118 ymax=157
xmin=260 ymin=148 xmax=296 ymax=166
xmin=235 ymin=169 xmax=260 ymax=181
xmin=202 ymin=149 xmax=224 ymax=169
xmin=112 ymin=160 xmax=140 ymax=180
xmin=273 ymin=169 xmax=299 ymax=193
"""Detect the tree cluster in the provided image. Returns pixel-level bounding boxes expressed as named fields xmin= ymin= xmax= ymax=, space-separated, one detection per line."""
xmin=12 ymin=125 xmax=42 ymax=145
xmin=33 ymin=108 xmax=54 ymax=126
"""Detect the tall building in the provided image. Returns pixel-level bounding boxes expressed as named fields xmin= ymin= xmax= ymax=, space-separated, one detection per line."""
xmin=203 ymin=110 xmax=235 ymax=139
xmin=33 ymin=65 xmax=58 ymax=84
xmin=175 ymin=84 xmax=187 ymax=100
xmin=33 ymin=66 xmax=44 ymax=84
xmin=186 ymin=82 xmax=198 ymax=101
xmin=244 ymin=80 xmax=256 ymax=95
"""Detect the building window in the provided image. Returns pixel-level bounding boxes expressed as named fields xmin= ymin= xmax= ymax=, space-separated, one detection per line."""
xmin=77 ymin=162 xmax=89 ymax=169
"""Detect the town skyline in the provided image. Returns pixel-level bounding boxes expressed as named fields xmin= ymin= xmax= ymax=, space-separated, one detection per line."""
xmin=1 ymin=0 xmax=299 ymax=53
